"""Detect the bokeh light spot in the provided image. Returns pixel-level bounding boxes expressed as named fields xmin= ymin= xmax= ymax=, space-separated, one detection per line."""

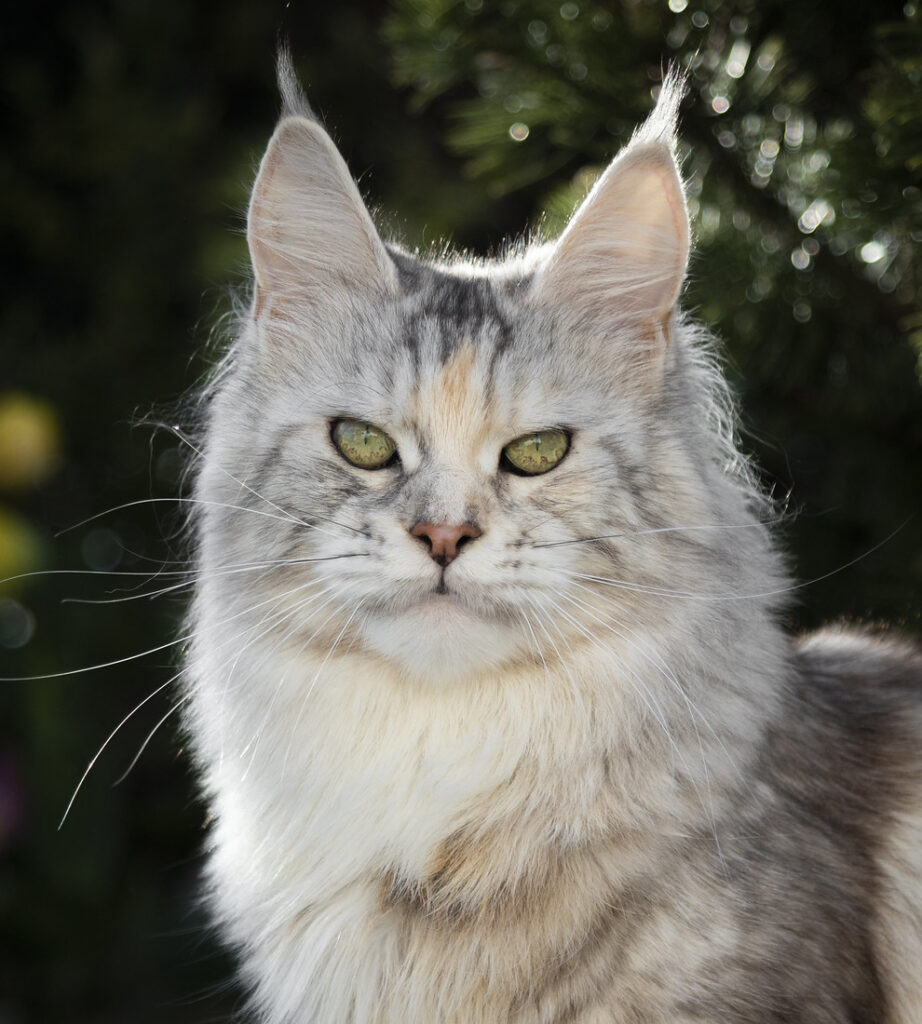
xmin=0 ymin=598 xmax=35 ymax=649
xmin=0 ymin=394 xmax=61 ymax=492
xmin=860 ymin=241 xmax=887 ymax=263
xmin=82 ymin=528 xmax=123 ymax=572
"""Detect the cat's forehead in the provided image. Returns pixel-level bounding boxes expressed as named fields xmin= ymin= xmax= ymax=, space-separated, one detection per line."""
xmin=384 ymin=257 xmax=561 ymax=438
xmin=292 ymin=251 xmax=598 ymax=436
xmin=393 ymin=255 xmax=523 ymax=368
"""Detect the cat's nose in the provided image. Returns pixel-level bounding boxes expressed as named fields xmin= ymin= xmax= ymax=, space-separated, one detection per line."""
xmin=410 ymin=521 xmax=482 ymax=567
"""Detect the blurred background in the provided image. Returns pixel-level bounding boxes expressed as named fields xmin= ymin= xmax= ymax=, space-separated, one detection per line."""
xmin=1 ymin=0 xmax=920 ymax=1020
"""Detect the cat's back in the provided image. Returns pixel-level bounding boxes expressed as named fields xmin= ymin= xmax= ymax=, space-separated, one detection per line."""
xmin=770 ymin=627 xmax=922 ymax=1023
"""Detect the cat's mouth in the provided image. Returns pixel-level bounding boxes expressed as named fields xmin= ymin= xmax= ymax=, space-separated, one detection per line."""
xmin=358 ymin=567 xmax=521 ymax=623
xmin=418 ymin=580 xmax=516 ymax=623
xmin=355 ymin=570 xmax=530 ymax=677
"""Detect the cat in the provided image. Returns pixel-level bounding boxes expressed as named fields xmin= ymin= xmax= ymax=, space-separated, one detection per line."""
xmin=184 ymin=60 xmax=922 ymax=1024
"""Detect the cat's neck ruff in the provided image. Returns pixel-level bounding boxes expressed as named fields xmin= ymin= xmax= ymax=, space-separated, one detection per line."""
xmin=191 ymin=611 xmax=782 ymax=893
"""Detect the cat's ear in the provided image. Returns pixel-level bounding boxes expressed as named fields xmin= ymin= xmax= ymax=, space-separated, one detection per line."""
xmin=532 ymin=75 xmax=689 ymax=331
xmin=247 ymin=115 xmax=397 ymax=306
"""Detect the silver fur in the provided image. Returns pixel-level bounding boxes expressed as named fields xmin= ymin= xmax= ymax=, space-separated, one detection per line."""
xmin=184 ymin=69 xmax=922 ymax=1023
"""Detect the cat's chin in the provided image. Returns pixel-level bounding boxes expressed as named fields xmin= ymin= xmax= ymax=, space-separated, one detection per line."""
xmin=358 ymin=595 xmax=526 ymax=682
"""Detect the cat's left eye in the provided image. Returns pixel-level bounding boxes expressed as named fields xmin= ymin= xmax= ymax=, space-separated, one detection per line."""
xmin=331 ymin=419 xmax=398 ymax=470
xmin=501 ymin=429 xmax=570 ymax=476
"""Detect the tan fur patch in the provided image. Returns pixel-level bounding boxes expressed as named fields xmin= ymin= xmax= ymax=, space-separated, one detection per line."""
xmin=420 ymin=343 xmax=495 ymax=459
xmin=380 ymin=827 xmax=515 ymax=925
xmin=439 ymin=343 xmax=478 ymax=425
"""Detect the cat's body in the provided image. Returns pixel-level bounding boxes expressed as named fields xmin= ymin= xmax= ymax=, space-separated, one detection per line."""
xmin=185 ymin=68 xmax=922 ymax=1023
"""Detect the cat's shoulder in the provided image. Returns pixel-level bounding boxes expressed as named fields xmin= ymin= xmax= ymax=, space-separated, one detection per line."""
xmin=772 ymin=623 xmax=922 ymax=810
xmin=791 ymin=623 xmax=922 ymax=741
xmin=754 ymin=623 xmax=922 ymax=839
xmin=795 ymin=622 xmax=922 ymax=679
xmin=786 ymin=625 xmax=922 ymax=1024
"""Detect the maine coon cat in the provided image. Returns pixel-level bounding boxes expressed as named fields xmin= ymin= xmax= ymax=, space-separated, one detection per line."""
xmin=185 ymin=63 xmax=922 ymax=1023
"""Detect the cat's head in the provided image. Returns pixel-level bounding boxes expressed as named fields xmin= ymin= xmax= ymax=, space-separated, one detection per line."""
xmin=197 ymin=72 xmax=758 ymax=684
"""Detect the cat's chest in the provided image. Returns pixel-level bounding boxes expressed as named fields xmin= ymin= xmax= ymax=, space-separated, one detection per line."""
xmin=280 ymin=840 xmax=678 ymax=1024
xmin=286 ymin=841 xmax=876 ymax=1024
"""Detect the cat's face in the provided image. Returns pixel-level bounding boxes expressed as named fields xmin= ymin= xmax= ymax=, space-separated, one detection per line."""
xmin=198 ymin=80 xmax=712 ymax=683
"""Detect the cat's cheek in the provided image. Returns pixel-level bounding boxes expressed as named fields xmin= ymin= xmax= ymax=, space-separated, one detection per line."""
xmin=358 ymin=603 xmax=526 ymax=681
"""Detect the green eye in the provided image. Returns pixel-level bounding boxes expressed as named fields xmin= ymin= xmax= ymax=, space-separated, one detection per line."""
xmin=501 ymin=429 xmax=570 ymax=476
xmin=332 ymin=419 xmax=397 ymax=470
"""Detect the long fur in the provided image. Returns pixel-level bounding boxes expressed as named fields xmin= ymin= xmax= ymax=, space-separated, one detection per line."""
xmin=183 ymin=66 xmax=922 ymax=1023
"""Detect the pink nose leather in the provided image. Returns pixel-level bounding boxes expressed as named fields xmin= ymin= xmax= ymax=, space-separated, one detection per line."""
xmin=410 ymin=522 xmax=482 ymax=566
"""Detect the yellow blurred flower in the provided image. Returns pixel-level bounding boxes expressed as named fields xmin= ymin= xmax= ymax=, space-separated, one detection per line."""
xmin=0 ymin=393 xmax=62 ymax=491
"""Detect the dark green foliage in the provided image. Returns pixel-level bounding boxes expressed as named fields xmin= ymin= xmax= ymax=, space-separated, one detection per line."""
xmin=1 ymin=2 xmax=919 ymax=1021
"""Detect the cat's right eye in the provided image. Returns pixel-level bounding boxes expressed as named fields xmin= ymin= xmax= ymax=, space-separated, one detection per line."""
xmin=331 ymin=419 xmax=398 ymax=470
xmin=501 ymin=429 xmax=570 ymax=476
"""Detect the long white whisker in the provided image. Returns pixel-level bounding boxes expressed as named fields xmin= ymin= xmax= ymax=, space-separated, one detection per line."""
xmin=536 ymin=591 xmax=676 ymax=753
xmin=520 ymin=593 xmax=587 ymax=717
xmin=54 ymin=496 xmax=350 ymax=543
xmin=566 ymin=581 xmax=736 ymax=758
xmin=531 ymin=516 xmax=786 ymax=549
xmin=2 ymin=566 xmax=337 ymax=682
xmin=112 ymin=694 xmax=192 ymax=787
xmin=239 ymin=591 xmax=347 ymax=779
xmin=542 ymin=588 xmax=724 ymax=846
xmin=215 ymin=579 xmax=341 ymax=765
xmin=62 ymin=552 xmax=368 ymax=605
xmin=168 ymin=424 xmax=369 ymax=537
xmin=58 ymin=676 xmax=176 ymax=829
xmin=559 ymin=517 xmax=911 ymax=603
xmin=0 ymin=552 xmax=365 ymax=590
xmin=59 ymin=573 xmax=336 ymax=824
xmin=281 ymin=600 xmax=364 ymax=772
xmin=514 ymin=606 xmax=552 ymax=679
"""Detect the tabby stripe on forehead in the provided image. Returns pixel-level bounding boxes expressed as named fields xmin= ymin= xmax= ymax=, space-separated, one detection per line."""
xmin=403 ymin=272 xmax=514 ymax=370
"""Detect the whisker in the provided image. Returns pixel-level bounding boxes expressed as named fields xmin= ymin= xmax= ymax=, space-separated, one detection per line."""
xmin=281 ymin=600 xmax=364 ymax=771
xmin=112 ymin=694 xmax=192 ymax=787
xmin=0 ymin=552 xmax=367 ymax=591
xmin=547 ymin=517 xmax=911 ymax=603
xmin=58 ymin=676 xmax=176 ymax=829
xmin=520 ymin=593 xmax=588 ymax=717
xmin=565 ymin=582 xmax=734 ymax=751
xmin=539 ymin=590 xmax=722 ymax=837
xmin=58 ymin=574 xmax=336 ymax=824
xmin=1 ymin=566 xmax=340 ymax=682
xmin=167 ymin=424 xmax=369 ymax=538
xmin=53 ymin=496 xmax=346 ymax=542
xmin=537 ymin=592 xmax=674 ymax=746
xmin=238 ymin=590 xmax=347 ymax=778
xmin=514 ymin=606 xmax=552 ymax=678
xmin=60 ymin=552 xmax=369 ymax=605
xmin=213 ymin=586 xmax=336 ymax=767
xmin=531 ymin=516 xmax=787 ymax=550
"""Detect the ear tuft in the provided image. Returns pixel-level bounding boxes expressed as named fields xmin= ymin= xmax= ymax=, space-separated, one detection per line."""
xmin=532 ymin=70 xmax=690 ymax=329
xmin=275 ymin=47 xmax=313 ymax=121
xmin=631 ymin=66 xmax=687 ymax=150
